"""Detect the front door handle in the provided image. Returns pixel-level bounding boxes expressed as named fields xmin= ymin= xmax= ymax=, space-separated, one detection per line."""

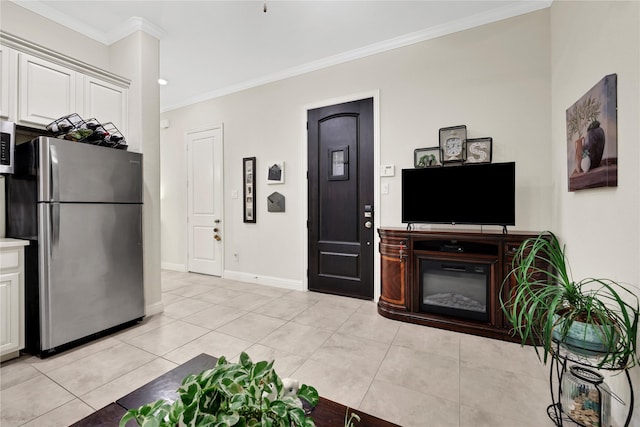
xmin=364 ymin=221 xmax=372 ymax=229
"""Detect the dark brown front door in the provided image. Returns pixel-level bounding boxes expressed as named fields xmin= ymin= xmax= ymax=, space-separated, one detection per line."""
xmin=307 ymin=98 xmax=374 ymax=299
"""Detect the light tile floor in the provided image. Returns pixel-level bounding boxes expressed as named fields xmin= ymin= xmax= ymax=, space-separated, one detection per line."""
xmin=0 ymin=270 xmax=556 ymax=427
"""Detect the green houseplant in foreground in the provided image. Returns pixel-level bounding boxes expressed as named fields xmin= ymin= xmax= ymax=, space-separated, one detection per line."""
xmin=500 ymin=231 xmax=639 ymax=368
xmin=120 ymin=352 xmax=319 ymax=427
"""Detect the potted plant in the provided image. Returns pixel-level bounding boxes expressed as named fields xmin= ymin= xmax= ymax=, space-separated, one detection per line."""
xmin=119 ymin=352 xmax=319 ymax=427
xmin=500 ymin=231 xmax=639 ymax=369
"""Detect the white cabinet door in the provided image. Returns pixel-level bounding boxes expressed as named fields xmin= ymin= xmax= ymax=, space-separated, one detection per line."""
xmin=18 ymin=53 xmax=77 ymax=127
xmin=0 ymin=45 xmax=10 ymax=119
xmin=0 ymin=272 xmax=20 ymax=357
xmin=0 ymin=242 xmax=27 ymax=361
xmin=83 ymin=76 xmax=128 ymax=137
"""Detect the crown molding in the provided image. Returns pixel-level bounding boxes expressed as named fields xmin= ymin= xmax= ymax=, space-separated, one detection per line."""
xmin=161 ymin=0 xmax=552 ymax=112
xmin=105 ymin=16 xmax=165 ymax=44
xmin=11 ymin=0 xmax=110 ymax=44
xmin=9 ymin=1 xmax=164 ymax=45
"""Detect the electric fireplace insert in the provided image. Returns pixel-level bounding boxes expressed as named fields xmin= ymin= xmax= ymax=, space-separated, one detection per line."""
xmin=419 ymin=259 xmax=491 ymax=322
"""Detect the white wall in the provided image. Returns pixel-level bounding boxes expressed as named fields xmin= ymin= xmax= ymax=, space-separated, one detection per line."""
xmin=160 ymin=9 xmax=552 ymax=291
xmin=550 ymin=1 xmax=640 ymax=425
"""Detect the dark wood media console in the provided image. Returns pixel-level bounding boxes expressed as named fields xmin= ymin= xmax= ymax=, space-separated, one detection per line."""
xmin=378 ymin=227 xmax=543 ymax=343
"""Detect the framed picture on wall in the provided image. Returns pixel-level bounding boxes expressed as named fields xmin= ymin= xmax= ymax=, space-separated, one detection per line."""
xmin=566 ymin=74 xmax=617 ymax=191
xmin=464 ymin=138 xmax=492 ymax=164
xmin=243 ymin=157 xmax=256 ymax=223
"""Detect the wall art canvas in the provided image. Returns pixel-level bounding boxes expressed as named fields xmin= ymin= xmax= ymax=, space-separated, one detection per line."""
xmin=566 ymin=74 xmax=617 ymax=191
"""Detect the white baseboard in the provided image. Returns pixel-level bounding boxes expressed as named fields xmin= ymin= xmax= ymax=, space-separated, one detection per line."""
xmin=223 ymin=270 xmax=304 ymax=292
xmin=145 ymin=301 xmax=164 ymax=316
xmin=161 ymin=262 xmax=187 ymax=272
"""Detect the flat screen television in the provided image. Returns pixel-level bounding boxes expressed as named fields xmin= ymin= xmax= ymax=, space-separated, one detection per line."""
xmin=402 ymin=162 xmax=515 ymax=226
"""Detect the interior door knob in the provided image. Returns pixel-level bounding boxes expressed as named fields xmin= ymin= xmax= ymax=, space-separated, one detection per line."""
xmin=364 ymin=221 xmax=372 ymax=229
xmin=214 ymin=235 xmax=221 ymax=241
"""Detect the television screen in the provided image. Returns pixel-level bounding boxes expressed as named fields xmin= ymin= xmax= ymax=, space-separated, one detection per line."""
xmin=402 ymin=162 xmax=515 ymax=226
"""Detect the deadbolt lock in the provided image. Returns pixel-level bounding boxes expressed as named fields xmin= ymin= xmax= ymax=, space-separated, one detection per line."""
xmin=364 ymin=221 xmax=372 ymax=229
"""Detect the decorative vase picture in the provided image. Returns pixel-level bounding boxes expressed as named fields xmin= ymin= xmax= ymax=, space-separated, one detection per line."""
xmin=566 ymin=74 xmax=617 ymax=191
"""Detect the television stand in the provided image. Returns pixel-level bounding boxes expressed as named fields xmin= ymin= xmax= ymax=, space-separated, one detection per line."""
xmin=440 ymin=243 xmax=464 ymax=253
xmin=378 ymin=227 xmax=545 ymax=342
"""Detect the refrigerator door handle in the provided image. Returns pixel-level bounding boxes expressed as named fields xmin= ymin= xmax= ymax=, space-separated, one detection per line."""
xmin=50 ymin=203 xmax=60 ymax=252
xmin=50 ymin=145 xmax=60 ymax=202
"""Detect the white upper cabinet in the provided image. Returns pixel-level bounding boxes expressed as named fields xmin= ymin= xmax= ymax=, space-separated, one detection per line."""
xmin=83 ymin=76 xmax=128 ymax=137
xmin=18 ymin=53 xmax=78 ymax=127
xmin=0 ymin=45 xmax=11 ymax=119
xmin=1 ymin=35 xmax=129 ymax=134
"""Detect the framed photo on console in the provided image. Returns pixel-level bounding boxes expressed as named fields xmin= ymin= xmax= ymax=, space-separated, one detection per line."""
xmin=439 ymin=125 xmax=467 ymax=163
xmin=464 ymin=137 xmax=493 ymax=164
xmin=414 ymin=147 xmax=442 ymax=168
xmin=243 ymin=157 xmax=256 ymax=223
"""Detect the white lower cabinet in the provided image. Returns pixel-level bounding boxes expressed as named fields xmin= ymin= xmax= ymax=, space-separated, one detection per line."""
xmin=0 ymin=239 xmax=29 ymax=362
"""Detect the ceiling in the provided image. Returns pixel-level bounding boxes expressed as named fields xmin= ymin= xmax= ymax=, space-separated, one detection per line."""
xmin=12 ymin=1 xmax=550 ymax=112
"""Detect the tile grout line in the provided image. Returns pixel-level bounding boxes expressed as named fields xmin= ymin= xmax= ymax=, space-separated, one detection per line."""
xmin=354 ymin=320 xmax=401 ymax=411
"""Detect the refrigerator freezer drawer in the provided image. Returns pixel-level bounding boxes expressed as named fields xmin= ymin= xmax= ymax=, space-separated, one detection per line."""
xmin=37 ymin=202 xmax=143 ymax=350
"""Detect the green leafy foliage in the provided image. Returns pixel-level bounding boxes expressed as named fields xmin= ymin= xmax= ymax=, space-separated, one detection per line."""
xmin=500 ymin=231 xmax=639 ymax=369
xmin=119 ymin=353 xmax=319 ymax=427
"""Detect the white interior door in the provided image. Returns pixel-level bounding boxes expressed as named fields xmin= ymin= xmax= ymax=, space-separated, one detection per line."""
xmin=187 ymin=126 xmax=223 ymax=276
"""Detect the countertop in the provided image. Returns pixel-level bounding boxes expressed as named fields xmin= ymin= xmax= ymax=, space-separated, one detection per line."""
xmin=0 ymin=238 xmax=30 ymax=248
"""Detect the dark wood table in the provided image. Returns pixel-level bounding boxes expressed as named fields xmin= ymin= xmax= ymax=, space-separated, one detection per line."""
xmin=72 ymin=353 xmax=398 ymax=427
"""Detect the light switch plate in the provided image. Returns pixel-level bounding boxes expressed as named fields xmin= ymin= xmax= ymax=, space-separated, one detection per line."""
xmin=380 ymin=165 xmax=395 ymax=177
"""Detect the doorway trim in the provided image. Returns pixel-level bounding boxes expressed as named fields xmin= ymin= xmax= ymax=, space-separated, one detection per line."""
xmin=184 ymin=123 xmax=225 ymax=277
xmin=301 ymin=90 xmax=381 ymax=301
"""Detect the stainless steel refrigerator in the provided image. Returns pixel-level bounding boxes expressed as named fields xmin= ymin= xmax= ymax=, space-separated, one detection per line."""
xmin=6 ymin=136 xmax=144 ymax=357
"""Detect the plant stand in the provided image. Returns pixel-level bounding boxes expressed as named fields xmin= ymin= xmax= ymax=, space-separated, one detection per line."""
xmin=547 ymin=340 xmax=634 ymax=427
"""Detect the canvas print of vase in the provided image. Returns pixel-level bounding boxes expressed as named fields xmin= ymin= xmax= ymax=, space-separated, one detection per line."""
xmin=566 ymin=74 xmax=617 ymax=191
